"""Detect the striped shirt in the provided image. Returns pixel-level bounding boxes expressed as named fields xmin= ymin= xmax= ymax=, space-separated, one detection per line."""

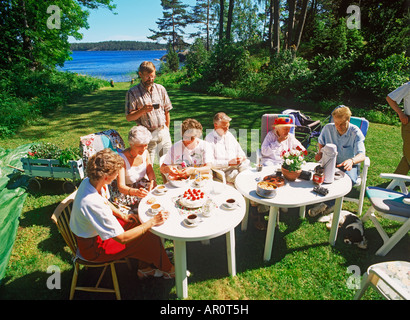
xmin=125 ymin=83 xmax=173 ymax=130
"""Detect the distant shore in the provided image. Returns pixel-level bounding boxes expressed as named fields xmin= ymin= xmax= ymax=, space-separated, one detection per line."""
xmin=70 ymin=40 xmax=167 ymax=51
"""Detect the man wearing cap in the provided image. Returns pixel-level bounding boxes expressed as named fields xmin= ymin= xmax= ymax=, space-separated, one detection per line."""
xmin=386 ymin=81 xmax=410 ymax=175
xmin=261 ymin=116 xmax=305 ymax=166
xmin=205 ymin=112 xmax=250 ymax=183
xmin=125 ymin=61 xmax=173 ymax=165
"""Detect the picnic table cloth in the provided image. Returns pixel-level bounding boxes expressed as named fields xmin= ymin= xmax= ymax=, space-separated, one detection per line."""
xmin=0 ymin=144 xmax=31 ymax=282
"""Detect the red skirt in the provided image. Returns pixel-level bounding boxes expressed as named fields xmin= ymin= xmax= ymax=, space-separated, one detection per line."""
xmin=75 ymin=219 xmax=173 ymax=272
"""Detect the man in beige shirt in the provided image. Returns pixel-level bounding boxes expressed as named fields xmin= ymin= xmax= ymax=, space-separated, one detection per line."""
xmin=125 ymin=61 xmax=173 ymax=165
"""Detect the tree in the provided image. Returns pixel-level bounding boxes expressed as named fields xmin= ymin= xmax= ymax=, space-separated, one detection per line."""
xmin=0 ymin=0 xmax=116 ymax=71
xmin=148 ymin=0 xmax=190 ymax=51
xmin=189 ymin=0 xmax=218 ymax=51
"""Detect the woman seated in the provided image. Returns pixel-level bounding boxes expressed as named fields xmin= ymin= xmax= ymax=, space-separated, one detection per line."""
xmin=261 ymin=116 xmax=305 ymax=166
xmin=111 ymin=126 xmax=156 ymax=209
xmin=160 ymin=118 xmax=212 ymax=178
xmin=70 ymin=148 xmax=174 ymax=279
xmin=253 ymin=116 xmax=306 ymax=230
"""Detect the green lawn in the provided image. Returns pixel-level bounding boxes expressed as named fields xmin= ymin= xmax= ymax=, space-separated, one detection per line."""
xmin=0 ymin=82 xmax=408 ymax=300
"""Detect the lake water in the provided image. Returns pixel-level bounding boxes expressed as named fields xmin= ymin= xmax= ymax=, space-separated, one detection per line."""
xmin=58 ymin=50 xmax=165 ymax=82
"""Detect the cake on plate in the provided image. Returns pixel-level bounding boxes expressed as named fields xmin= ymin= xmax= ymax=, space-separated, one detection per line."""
xmin=179 ymin=188 xmax=206 ymax=208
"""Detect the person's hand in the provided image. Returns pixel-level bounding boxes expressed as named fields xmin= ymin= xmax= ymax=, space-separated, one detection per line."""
xmin=135 ymin=187 xmax=149 ymax=198
xmin=315 ymin=152 xmax=322 ymax=162
xmin=399 ymin=112 xmax=409 ymax=125
xmin=228 ymin=157 xmax=243 ymax=166
xmin=151 ymin=210 xmax=169 ymax=226
xmin=143 ymin=104 xmax=154 ymax=114
xmin=337 ymin=158 xmax=354 ymax=171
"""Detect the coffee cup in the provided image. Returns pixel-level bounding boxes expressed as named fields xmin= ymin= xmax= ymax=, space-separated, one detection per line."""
xmin=225 ymin=198 xmax=237 ymax=208
xmin=150 ymin=203 xmax=161 ymax=215
xmin=155 ymin=185 xmax=166 ymax=194
xmin=187 ymin=214 xmax=198 ymax=224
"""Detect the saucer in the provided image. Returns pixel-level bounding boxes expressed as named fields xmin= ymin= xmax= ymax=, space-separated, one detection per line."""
xmin=183 ymin=219 xmax=199 ymax=227
xmin=153 ymin=189 xmax=167 ymax=196
xmin=147 ymin=208 xmax=160 ymax=216
xmin=220 ymin=203 xmax=238 ymax=210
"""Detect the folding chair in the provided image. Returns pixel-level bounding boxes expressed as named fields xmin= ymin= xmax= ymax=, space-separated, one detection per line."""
xmin=79 ymin=129 xmax=125 ymax=167
xmin=282 ymin=109 xmax=322 ymax=149
xmin=354 ymin=261 xmax=410 ymax=300
xmin=361 ymin=173 xmax=410 ymax=256
xmin=329 ymin=113 xmax=371 ymax=216
xmin=51 ymin=191 xmax=131 ymax=300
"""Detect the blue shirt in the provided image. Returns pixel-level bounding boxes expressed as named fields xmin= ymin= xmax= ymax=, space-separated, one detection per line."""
xmin=319 ymin=123 xmax=365 ymax=164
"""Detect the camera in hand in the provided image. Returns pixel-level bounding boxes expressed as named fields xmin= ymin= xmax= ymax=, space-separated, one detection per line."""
xmin=153 ymin=103 xmax=160 ymax=109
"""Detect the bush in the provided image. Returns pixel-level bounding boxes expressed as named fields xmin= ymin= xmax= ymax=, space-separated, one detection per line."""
xmin=353 ymin=52 xmax=410 ymax=107
xmin=203 ymin=41 xmax=250 ymax=86
xmin=0 ymin=69 xmax=108 ymax=137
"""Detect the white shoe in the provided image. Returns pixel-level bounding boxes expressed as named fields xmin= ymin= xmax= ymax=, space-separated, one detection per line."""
xmin=308 ymin=203 xmax=327 ymax=217
xmin=323 ymin=205 xmax=335 ymax=215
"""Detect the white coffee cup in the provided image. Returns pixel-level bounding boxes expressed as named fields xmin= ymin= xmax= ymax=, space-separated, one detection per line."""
xmin=150 ymin=203 xmax=161 ymax=215
xmin=155 ymin=185 xmax=166 ymax=194
xmin=187 ymin=214 xmax=199 ymax=224
xmin=225 ymin=198 xmax=237 ymax=208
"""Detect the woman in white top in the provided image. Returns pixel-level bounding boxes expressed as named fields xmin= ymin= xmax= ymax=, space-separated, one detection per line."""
xmin=261 ymin=116 xmax=305 ymax=166
xmin=70 ymin=149 xmax=174 ymax=279
xmin=111 ymin=126 xmax=156 ymax=209
xmin=160 ymin=118 xmax=212 ymax=178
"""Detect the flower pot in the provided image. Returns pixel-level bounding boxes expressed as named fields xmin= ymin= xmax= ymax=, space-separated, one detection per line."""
xmin=281 ymin=167 xmax=302 ymax=181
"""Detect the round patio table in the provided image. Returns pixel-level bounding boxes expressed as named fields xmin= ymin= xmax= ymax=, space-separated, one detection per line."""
xmin=138 ymin=180 xmax=245 ymax=299
xmin=235 ymin=162 xmax=352 ymax=261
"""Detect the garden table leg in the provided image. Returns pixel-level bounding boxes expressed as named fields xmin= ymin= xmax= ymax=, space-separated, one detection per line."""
xmin=263 ymin=206 xmax=280 ymax=261
xmin=226 ymin=229 xmax=236 ymax=276
xmin=174 ymin=240 xmax=188 ymax=299
xmin=241 ymin=197 xmax=250 ymax=231
xmin=329 ymin=197 xmax=343 ymax=246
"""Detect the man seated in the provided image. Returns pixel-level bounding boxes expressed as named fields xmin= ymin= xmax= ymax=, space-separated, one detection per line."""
xmin=309 ymin=105 xmax=366 ymax=217
xmin=205 ymin=112 xmax=249 ymax=184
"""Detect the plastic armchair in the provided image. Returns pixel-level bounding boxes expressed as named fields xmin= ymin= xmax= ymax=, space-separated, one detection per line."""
xmin=51 ymin=191 xmax=131 ymax=300
xmin=354 ymin=261 xmax=410 ymax=300
xmin=361 ymin=173 xmax=410 ymax=256
xmin=328 ymin=114 xmax=370 ymax=216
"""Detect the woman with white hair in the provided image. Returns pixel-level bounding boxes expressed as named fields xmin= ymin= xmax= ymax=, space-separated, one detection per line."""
xmin=112 ymin=125 xmax=157 ymax=209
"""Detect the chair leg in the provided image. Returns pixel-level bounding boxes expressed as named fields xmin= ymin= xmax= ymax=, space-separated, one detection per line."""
xmin=354 ymin=271 xmax=379 ymax=300
xmin=70 ymin=262 xmax=79 ymax=300
xmin=110 ymin=263 xmax=121 ymax=300
xmin=376 ymin=218 xmax=410 ymax=256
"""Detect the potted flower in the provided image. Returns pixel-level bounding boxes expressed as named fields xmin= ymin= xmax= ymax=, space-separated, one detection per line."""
xmin=281 ymin=146 xmax=307 ymax=181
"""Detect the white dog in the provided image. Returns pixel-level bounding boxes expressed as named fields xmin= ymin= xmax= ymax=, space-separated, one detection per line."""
xmin=318 ymin=210 xmax=367 ymax=249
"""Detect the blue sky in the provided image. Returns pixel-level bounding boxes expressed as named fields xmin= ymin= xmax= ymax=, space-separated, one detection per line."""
xmin=70 ymin=0 xmax=197 ymax=43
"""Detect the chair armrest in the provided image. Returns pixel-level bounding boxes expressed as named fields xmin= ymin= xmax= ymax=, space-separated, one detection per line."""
xmin=382 ymin=173 xmax=410 ymax=194
xmin=380 ymin=173 xmax=410 ymax=182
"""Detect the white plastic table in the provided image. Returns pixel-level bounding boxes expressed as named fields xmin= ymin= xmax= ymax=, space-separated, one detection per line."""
xmin=235 ymin=163 xmax=352 ymax=261
xmin=138 ymin=180 xmax=245 ymax=299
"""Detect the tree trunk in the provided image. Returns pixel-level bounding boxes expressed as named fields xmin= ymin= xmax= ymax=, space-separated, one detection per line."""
xmin=219 ymin=0 xmax=224 ymax=41
xmin=286 ymin=0 xmax=296 ymax=50
xmin=226 ymin=0 xmax=234 ymax=42
xmin=294 ymin=0 xmax=309 ymax=52
xmin=273 ymin=0 xmax=280 ymax=53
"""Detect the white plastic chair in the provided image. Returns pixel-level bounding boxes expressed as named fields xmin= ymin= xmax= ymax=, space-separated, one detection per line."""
xmin=354 ymin=261 xmax=410 ymax=300
xmin=361 ymin=173 xmax=410 ymax=256
xmin=328 ymin=115 xmax=371 ymax=216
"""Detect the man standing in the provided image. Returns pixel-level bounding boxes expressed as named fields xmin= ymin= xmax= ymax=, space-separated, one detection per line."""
xmin=205 ymin=112 xmax=249 ymax=184
xmin=125 ymin=61 xmax=173 ymax=165
xmin=386 ymin=81 xmax=410 ymax=175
